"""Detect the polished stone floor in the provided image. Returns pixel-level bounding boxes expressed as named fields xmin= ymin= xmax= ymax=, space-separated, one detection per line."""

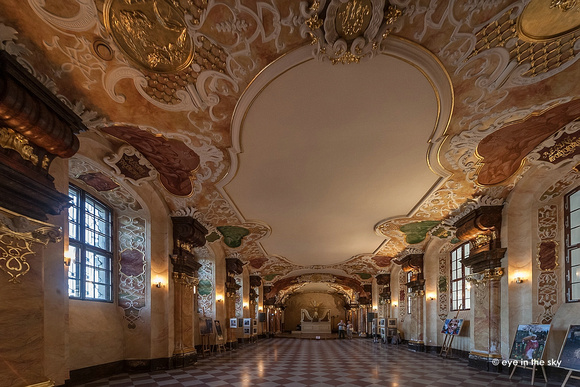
xmin=80 ymin=338 xmax=577 ymax=386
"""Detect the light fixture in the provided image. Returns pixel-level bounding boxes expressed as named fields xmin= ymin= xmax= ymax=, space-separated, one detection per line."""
xmin=513 ymin=271 xmax=525 ymax=284
xmin=156 ymin=282 xmax=162 ymax=288
xmin=243 ymin=302 xmax=249 ymax=309
xmin=216 ymin=295 xmax=224 ymax=302
xmin=64 ymin=248 xmax=74 ymax=266
xmin=153 ymin=276 xmax=165 ymax=288
xmin=427 ymin=293 xmax=436 ymax=301
xmin=392 ymin=302 xmax=398 ymax=307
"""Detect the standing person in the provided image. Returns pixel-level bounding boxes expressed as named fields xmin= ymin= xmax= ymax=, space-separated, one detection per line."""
xmin=338 ymin=320 xmax=346 ymax=339
xmin=346 ymin=321 xmax=353 ymax=339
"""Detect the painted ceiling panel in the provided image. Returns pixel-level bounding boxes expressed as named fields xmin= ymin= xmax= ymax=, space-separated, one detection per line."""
xmin=225 ymin=54 xmax=440 ymax=266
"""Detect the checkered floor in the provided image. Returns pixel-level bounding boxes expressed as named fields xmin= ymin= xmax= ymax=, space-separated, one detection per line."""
xmin=80 ymin=338 xmax=576 ymax=386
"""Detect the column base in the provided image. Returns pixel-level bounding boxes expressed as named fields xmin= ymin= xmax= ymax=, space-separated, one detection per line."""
xmin=407 ymin=340 xmax=425 ymax=352
xmin=171 ymin=350 xmax=197 ymax=368
xmin=468 ymin=351 xmax=502 ymax=372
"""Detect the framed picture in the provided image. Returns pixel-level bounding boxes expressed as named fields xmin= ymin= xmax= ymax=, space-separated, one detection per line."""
xmin=558 ymin=325 xmax=580 ymax=371
xmin=229 ymin=318 xmax=238 ymax=328
xmin=441 ymin=318 xmax=464 ymax=335
xmin=243 ymin=318 xmax=251 ymax=327
xmin=253 ymin=319 xmax=257 ymax=326
xmin=200 ymin=318 xmax=213 ymax=335
xmin=387 ymin=318 xmax=397 ymax=328
xmin=253 ymin=327 xmax=257 ymax=334
xmin=379 ymin=319 xmax=385 ymax=327
xmin=214 ymin=320 xmax=223 ymax=339
xmin=509 ymin=324 xmax=551 ymax=361
xmin=244 ymin=327 xmax=251 ymax=335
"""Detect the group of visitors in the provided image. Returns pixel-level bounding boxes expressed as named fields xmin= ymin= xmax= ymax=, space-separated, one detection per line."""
xmin=337 ymin=320 xmax=353 ymax=339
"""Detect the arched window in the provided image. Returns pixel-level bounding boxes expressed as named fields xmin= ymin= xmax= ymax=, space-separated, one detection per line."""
xmin=68 ymin=185 xmax=114 ymax=301
xmin=565 ymin=186 xmax=580 ymax=303
xmin=450 ymin=243 xmax=470 ymax=311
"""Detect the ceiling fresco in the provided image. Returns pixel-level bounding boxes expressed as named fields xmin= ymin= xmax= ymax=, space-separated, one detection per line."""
xmin=3 ymin=0 xmax=580 ymax=298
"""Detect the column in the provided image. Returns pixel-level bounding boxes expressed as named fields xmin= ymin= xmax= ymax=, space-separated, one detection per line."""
xmin=170 ymin=216 xmax=208 ymax=367
xmin=0 ymin=210 xmax=62 ymax=386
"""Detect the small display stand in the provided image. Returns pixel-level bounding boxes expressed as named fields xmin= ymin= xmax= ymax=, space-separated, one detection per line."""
xmin=439 ymin=311 xmax=464 ymax=358
xmin=214 ymin=320 xmax=226 ymax=353
xmin=507 ymin=323 xmax=551 ymax=385
xmin=562 ymin=371 xmax=580 ymax=387
xmin=557 ymin=325 xmax=580 ymax=387
xmin=201 ymin=334 xmax=211 ymax=357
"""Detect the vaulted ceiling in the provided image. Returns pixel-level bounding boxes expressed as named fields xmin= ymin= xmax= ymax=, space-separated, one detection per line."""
xmin=3 ymin=0 xmax=580 ymax=298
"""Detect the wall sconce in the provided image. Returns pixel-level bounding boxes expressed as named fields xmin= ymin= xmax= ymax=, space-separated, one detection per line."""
xmin=216 ymin=295 xmax=224 ymax=302
xmin=258 ymin=306 xmax=263 ymax=311
xmin=514 ymin=271 xmax=525 ymax=284
xmin=243 ymin=302 xmax=249 ymax=309
xmin=392 ymin=302 xmax=398 ymax=307
xmin=427 ymin=293 xmax=436 ymax=301
xmin=153 ymin=276 xmax=164 ymax=288
xmin=64 ymin=248 xmax=74 ymax=266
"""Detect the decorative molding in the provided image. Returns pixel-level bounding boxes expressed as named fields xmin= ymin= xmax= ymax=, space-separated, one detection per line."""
xmin=0 ymin=207 xmax=61 ymax=283
xmin=118 ymin=216 xmax=147 ymax=329
xmin=300 ymin=0 xmax=403 ymax=64
xmin=103 ymin=145 xmax=157 ymax=185
xmin=536 ymin=271 xmax=558 ymax=324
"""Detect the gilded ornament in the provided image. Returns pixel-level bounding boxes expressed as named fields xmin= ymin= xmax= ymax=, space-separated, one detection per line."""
xmin=0 ymin=234 xmax=34 ymax=283
xmin=0 ymin=127 xmax=43 ymax=167
xmin=541 ymin=135 xmax=580 ymax=162
xmin=517 ymin=0 xmax=580 ymax=42
xmin=336 ymin=0 xmax=372 ymax=41
xmin=551 ymin=0 xmax=579 ymax=11
xmin=104 ymin=0 xmax=194 ymax=73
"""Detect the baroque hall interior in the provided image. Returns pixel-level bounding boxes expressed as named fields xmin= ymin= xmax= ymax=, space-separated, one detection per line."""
xmin=1 ymin=0 xmax=580 ymax=386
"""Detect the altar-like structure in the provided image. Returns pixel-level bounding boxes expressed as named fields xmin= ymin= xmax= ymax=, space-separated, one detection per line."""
xmin=299 ymin=304 xmax=331 ymax=333
xmin=301 ymin=321 xmax=331 ymax=333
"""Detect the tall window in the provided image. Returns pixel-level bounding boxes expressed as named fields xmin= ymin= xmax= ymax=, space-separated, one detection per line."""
xmin=68 ymin=185 xmax=113 ymax=301
xmin=450 ymin=243 xmax=471 ymax=310
xmin=565 ymin=186 xmax=580 ymax=303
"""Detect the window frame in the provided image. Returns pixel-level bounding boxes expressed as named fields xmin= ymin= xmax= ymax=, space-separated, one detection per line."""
xmin=450 ymin=243 xmax=471 ymax=311
xmin=68 ymin=184 xmax=114 ymax=302
xmin=565 ymin=185 xmax=580 ymax=303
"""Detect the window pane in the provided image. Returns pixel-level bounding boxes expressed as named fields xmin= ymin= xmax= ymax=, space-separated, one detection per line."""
xmin=571 ymin=190 xmax=580 ymax=212
xmin=572 ymin=211 xmax=580 ymax=229
xmin=572 ymin=283 xmax=580 ymax=301
xmin=572 ymin=226 xmax=580 ymax=246
xmin=571 ymin=248 xmax=580 ymax=267
xmin=573 ymin=266 xmax=580 ymax=283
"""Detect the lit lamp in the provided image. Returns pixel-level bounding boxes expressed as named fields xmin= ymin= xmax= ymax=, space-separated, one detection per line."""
xmin=153 ymin=276 xmax=164 ymax=288
xmin=392 ymin=302 xmax=398 ymax=307
xmin=243 ymin=302 xmax=249 ymax=309
xmin=514 ymin=271 xmax=524 ymax=284
xmin=427 ymin=293 xmax=436 ymax=301
xmin=64 ymin=249 xmax=73 ymax=266
xmin=216 ymin=295 xmax=224 ymax=303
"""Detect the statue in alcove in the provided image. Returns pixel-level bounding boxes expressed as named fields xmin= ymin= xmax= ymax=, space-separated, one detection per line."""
xmin=301 ymin=300 xmax=330 ymax=322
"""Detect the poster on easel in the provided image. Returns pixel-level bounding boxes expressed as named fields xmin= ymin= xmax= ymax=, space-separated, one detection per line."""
xmin=509 ymin=324 xmax=551 ymax=361
xmin=214 ymin=320 xmax=223 ymax=340
xmin=558 ymin=325 xmax=580 ymax=371
xmin=441 ymin=318 xmax=464 ymax=335
xmin=200 ymin=318 xmax=213 ymax=335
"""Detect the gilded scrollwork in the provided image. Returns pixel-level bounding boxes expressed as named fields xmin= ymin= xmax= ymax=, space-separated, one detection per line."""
xmin=0 ymin=208 xmax=62 ymax=283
